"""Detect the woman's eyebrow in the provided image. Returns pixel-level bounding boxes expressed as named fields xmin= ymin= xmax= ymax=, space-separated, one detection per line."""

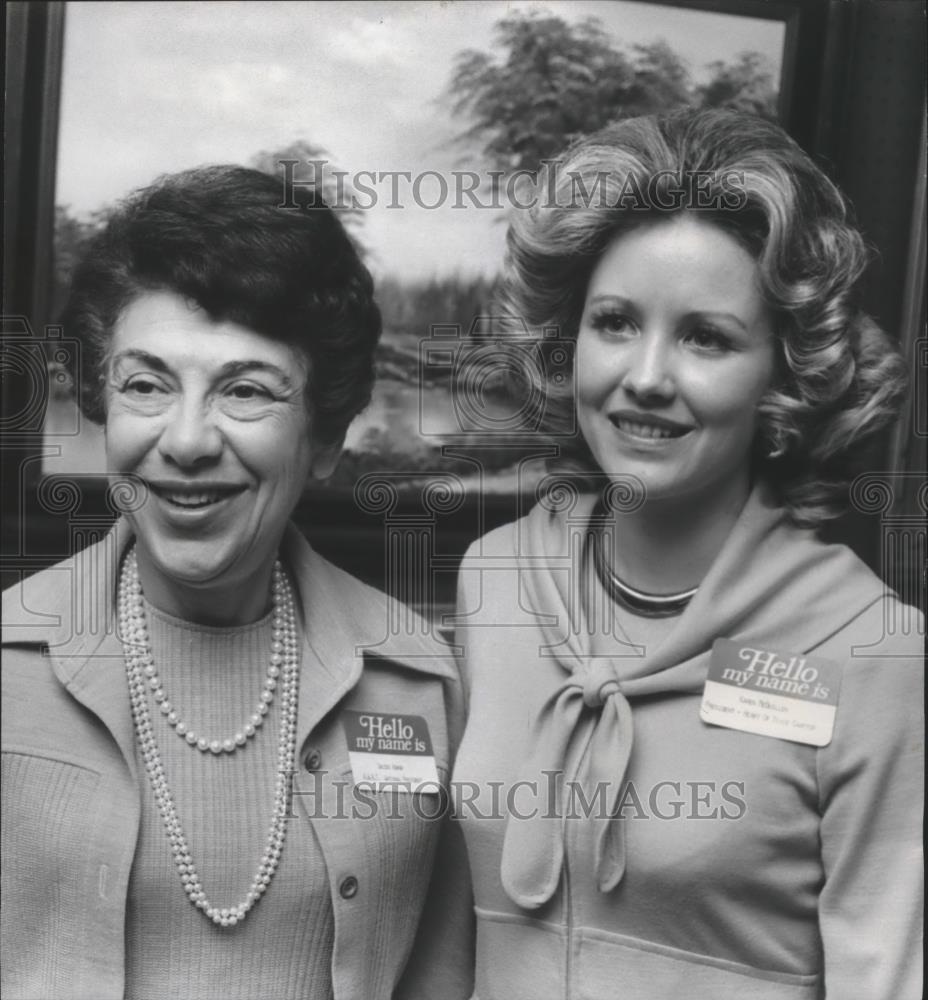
xmin=584 ymin=294 xmax=643 ymax=320
xmin=109 ymin=348 xmax=171 ymax=372
xmin=217 ymin=360 xmax=299 ymax=387
xmin=682 ymin=310 xmax=749 ymax=332
xmin=109 ymin=352 xmax=299 ymax=388
xmin=586 ymin=294 xmax=635 ymax=309
xmin=585 ymin=297 xmax=750 ymax=333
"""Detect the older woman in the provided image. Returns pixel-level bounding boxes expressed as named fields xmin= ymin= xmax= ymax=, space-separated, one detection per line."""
xmin=453 ymin=110 xmax=922 ymax=998
xmin=2 ymin=166 xmax=472 ymax=999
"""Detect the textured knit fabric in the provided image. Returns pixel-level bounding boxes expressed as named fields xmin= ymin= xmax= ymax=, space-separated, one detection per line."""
xmin=453 ymin=488 xmax=924 ymax=1000
xmin=1 ymin=521 xmax=475 ymax=1000
xmin=125 ymin=603 xmax=334 ymax=1000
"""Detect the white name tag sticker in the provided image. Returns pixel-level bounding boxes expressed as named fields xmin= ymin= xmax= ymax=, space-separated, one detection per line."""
xmin=700 ymin=639 xmax=842 ymax=747
xmin=343 ymin=711 xmax=440 ymax=792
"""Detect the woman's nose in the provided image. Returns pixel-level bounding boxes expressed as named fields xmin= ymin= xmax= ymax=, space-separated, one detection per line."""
xmin=157 ymin=400 xmax=223 ymax=467
xmin=620 ymin=334 xmax=675 ymax=401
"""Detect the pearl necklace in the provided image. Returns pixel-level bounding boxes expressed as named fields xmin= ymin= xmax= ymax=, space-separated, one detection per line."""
xmin=139 ymin=597 xmax=285 ymax=755
xmin=119 ymin=548 xmax=300 ymax=927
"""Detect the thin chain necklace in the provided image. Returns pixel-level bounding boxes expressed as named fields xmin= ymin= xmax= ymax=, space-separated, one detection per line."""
xmin=591 ymin=517 xmax=697 ymax=619
xmin=119 ymin=547 xmax=300 ymax=928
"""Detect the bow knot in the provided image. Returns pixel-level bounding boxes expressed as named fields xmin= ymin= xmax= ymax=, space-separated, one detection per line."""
xmin=580 ymin=661 xmax=621 ymax=708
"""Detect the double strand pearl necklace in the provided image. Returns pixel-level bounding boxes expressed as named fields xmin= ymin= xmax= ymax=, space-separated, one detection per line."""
xmin=144 ymin=603 xmax=286 ymax=754
xmin=119 ymin=547 xmax=300 ymax=927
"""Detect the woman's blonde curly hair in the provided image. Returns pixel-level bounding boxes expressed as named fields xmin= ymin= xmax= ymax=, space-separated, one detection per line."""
xmin=497 ymin=108 xmax=908 ymax=528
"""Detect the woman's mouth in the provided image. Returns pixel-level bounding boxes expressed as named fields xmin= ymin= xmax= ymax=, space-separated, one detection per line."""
xmin=150 ymin=484 xmax=245 ymax=510
xmin=608 ymin=414 xmax=692 ymax=440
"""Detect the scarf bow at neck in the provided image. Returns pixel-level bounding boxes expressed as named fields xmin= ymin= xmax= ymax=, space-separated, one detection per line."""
xmin=579 ymin=661 xmax=622 ymax=707
xmin=498 ymin=488 xmax=885 ymax=911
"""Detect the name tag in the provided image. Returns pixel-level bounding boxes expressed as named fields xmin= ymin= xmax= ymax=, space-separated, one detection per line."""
xmin=343 ymin=710 xmax=440 ymax=792
xmin=700 ymin=638 xmax=842 ymax=747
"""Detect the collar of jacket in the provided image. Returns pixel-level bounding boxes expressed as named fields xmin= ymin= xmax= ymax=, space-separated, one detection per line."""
xmin=2 ymin=519 xmax=457 ymax=770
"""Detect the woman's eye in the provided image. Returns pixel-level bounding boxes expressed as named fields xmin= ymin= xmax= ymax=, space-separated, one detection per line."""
xmin=591 ymin=312 xmax=633 ymax=335
xmin=687 ymin=326 xmax=730 ymax=351
xmin=227 ymin=383 xmax=272 ymax=401
xmin=124 ymin=377 xmax=164 ymax=396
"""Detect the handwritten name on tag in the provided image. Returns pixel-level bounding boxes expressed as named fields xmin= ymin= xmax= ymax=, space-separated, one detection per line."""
xmin=343 ymin=711 xmax=440 ymax=792
xmin=700 ymin=639 xmax=842 ymax=747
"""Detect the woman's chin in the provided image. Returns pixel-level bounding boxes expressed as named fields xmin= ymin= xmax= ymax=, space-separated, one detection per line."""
xmin=135 ymin=544 xmax=260 ymax=595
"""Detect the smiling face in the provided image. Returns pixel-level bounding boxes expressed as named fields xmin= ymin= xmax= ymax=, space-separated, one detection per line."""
xmin=575 ymin=214 xmax=777 ymax=513
xmin=104 ymin=290 xmax=339 ymax=619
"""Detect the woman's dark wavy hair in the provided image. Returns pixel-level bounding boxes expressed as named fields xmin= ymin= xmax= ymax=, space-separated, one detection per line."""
xmin=61 ymin=164 xmax=381 ymax=446
xmin=498 ymin=108 xmax=908 ymax=528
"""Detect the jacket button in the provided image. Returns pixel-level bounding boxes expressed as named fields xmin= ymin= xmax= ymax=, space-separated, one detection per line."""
xmin=339 ymin=876 xmax=359 ymax=899
xmin=302 ymin=748 xmax=322 ymax=772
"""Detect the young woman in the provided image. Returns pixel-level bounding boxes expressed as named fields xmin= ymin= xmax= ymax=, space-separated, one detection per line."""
xmin=453 ymin=110 xmax=922 ymax=999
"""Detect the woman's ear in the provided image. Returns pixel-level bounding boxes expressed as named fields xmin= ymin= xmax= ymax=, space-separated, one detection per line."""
xmin=308 ymin=438 xmax=344 ymax=481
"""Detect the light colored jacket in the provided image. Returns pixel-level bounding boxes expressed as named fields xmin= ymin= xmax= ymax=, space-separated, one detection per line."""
xmin=1 ymin=521 xmax=474 ymax=1000
xmin=454 ymin=491 xmax=923 ymax=999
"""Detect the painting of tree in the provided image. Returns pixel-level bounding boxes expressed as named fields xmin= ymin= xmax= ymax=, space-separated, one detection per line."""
xmin=447 ymin=13 xmax=690 ymax=173
xmin=446 ymin=10 xmax=779 ymax=174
